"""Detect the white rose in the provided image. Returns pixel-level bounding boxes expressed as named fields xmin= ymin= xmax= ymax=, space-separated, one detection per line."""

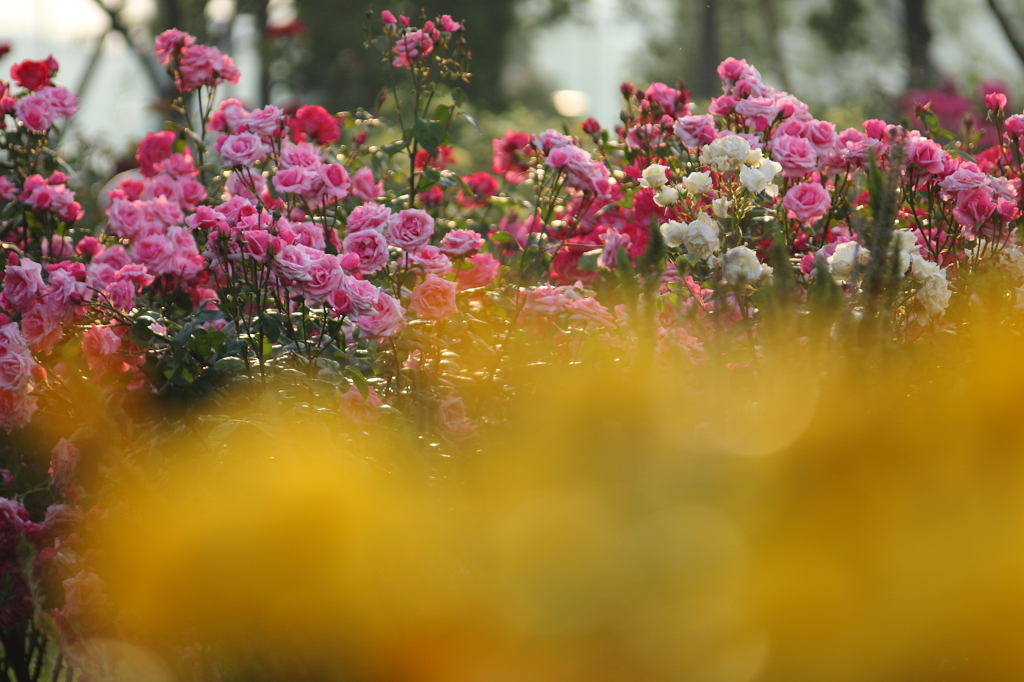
xmin=739 ymin=160 xmax=780 ymax=195
xmin=681 ymin=213 xmax=720 ymax=259
xmin=712 ymin=197 xmax=732 ymax=219
xmin=684 ymin=171 xmax=712 ymax=195
xmin=892 ymin=229 xmax=920 ymax=253
xmin=640 ymin=164 xmax=669 ymax=189
xmin=654 ymin=186 xmax=680 ymax=206
xmin=746 ymin=147 xmax=764 ymax=166
xmin=660 ymin=220 xmax=687 ymax=248
xmin=828 ymin=241 xmax=869 ymax=282
xmin=699 ymin=135 xmax=751 ymax=172
xmin=915 ymin=272 xmax=951 ymax=323
xmin=999 ymin=246 xmax=1024 ymax=281
xmin=722 ymin=245 xmax=763 ymax=286
xmin=908 ymin=253 xmax=941 ymax=282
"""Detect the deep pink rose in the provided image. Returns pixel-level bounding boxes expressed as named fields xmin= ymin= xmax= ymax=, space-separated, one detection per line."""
xmin=318 ymin=164 xmax=351 ymax=204
xmin=136 ymin=130 xmax=176 ymax=177
xmin=783 ymin=181 xmax=832 ymax=225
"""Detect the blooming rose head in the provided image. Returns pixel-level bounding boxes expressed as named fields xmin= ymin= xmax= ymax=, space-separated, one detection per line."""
xmin=410 ymin=274 xmax=458 ymax=320
xmin=387 ymin=209 xmax=434 ymax=251
xmin=783 ymin=181 xmax=832 ymax=225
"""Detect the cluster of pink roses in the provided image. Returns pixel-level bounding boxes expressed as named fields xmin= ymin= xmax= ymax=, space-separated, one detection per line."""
xmin=154 ymin=28 xmax=240 ymax=92
xmin=0 ymin=56 xmax=78 ymax=133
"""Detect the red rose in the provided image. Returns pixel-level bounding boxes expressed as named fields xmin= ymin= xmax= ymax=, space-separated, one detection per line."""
xmin=10 ymin=58 xmax=56 ymax=91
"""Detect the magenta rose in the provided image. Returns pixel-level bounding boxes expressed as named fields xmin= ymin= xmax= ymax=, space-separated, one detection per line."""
xmin=387 ymin=209 xmax=434 ymax=251
xmin=783 ymin=181 xmax=832 ymax=225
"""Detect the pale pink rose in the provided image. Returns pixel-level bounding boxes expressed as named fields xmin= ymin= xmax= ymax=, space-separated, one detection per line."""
xmin=301 ymin=253 xmax=344 ymax=302
xmin=953 ymin=187 xmax=996 ymax=227
xmin=272 ymin=166 xmax=317 ymax=195
xmin=0 ymin=351 xmax=35 ymax=394
xmin=392 ymin=29 xmax=434 ymax=68
xmin=3 ymin=259 xmax=45 ymax=312
xmin=409 ymin=274 xmax=458 ymax=320
xmin=225 ymin=170 xmax=266 ymax=202
xmin=209 ymin=98 xmax=249 ymax=133
xmin=347 ymin=202 xmax=391 ymax=233
xmin=318 ymin=164 xmax=351 ymax=204
xmin=735 ymin=96 xmax=780 ymax=131
xmin=770 ymin=134 xmax=818 ymax=178
xmin=565 ymin=297 xmax=615 ymax=328
xmin=0 ymin=391 xmax=37 ymax=434
xmin=939 ymin=163 xmax=989 ymax=194
xmin=48 ymin=439 xmax=80 ymax=490
xmin=0 ymin=324 xmax=29 ymax=356
xmin=273 ymin=243 xmax=313 ymax=282
xmin=439 ymin=229 xmax=484 ymax=258
xmin=436 ymin=395 xmax=475 ymax=441
xmin=38 ymin=86 xmax=78 ymax=118
xmin=247 ymin=105 xmax=284 ymax=138
xmin=351 ymin=167 xmax=383 ymax=202
xmin=16 ymin=93 xmax=55 ymax=132
xmin=219 ymin=132 xmax=267 ymax=167
xmin=80 ymin=325 xmax=122 ymax=375
xmin=525 ymin=285 xmax=570 ymax=314
xmin=805 ymin=120 xmax=838 ymax=153
xmin=783 ymin=181 xmax=832 ymax=225
xmin=340 ymin=276 xmax=379 ymax=315
xmin=387 ymin=209 xmax=434 ymax=251
xmin=456 ymin=253 xmax=500 ymax=290
xmin=406 ymin=245 xmax=451 ymax=275
xmin=0 ymin=176 xmax=17 ymax=201
xmin=355 ymin=291 xmax=405 ymax=338
xmin=342 ymin=230 xmax=389 ymax=274
xmin=147 ymin=196 xmax=184 ymax=228
xmin=338 ymin=385 xmax=382 ymax=425
xmin=774 ymin=118 xmax=808 ymax=138
xmin=278 ymin=144 xmax=322 ymax=171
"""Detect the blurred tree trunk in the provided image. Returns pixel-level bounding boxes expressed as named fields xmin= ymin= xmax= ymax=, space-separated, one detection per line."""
xmin=904 ymin=0 xmax=936 ymax=88
xmin=984 ymin=0 xmax=1024 ymax=72
xmin=763 ymin=0 xmax=791 ymax=91
xmin=695 ymin=0 xmax=719 ymax=98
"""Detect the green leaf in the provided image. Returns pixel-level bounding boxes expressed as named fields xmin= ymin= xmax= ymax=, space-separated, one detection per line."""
xmin=172 ymin=138 xmax=187 ymax=154
xmin=489 ymin=231 xmax=514 ymax=243
xmin=422 ymin=167 xmax=441 ymax=183
xmin=413 ymin=118 xmax=446 ymax=154
xmin=433 ymin=104 xmax=452 ymax=123
xmin=381 ymin=141 xmax=408 ymax=155
xmin=577 ymin=249 xmax=602 ymax=272
xmin=129 ymin=318 xmax=155 ymax=348
xmin=451 ymin=88 xmax=465 ymax=108
xmin=345 ymin=367 xmax=370 ymax=401
xmin=214 ymin=357 xmax=246 ymax=373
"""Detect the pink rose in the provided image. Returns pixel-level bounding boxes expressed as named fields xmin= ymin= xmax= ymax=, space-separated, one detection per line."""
xmin=106 ymin=199 xmax=147 ymax=239
xmin=154 ymin=29 xmax=196 ymax=65
xmin=770 ymin=134 xmax=818 ymax=178
xmin=565 ymin=297 xmax=615 ymax=328
xmin=278 ymin=143 xmax=323 ymax=169
xmin=0 ymin=351 xmax=34 ymax=394
xmin=101 ymin=279 xmax=136 ymax=313
xmin=3 ymin=258 xmax=45 ymax=312
xmin=351 ymin=167 xmax=383 ymax=202
xmin=355 ymin=291 xmax=405 ymax=338
xmin=81 ymin=325 xmax=123 ymax=375
xmin=241 ymin=230 xmax=272 ymax=263
xmin=300 ymin=253 xmax=344 ymax=302
xmin=342 ymin=230 xmax=390 ymax=274
xmin=406 ymin=245 xmax=451 ymax=275
xmin=273 ymin=243 xmax=313 ymax=282
xmin=455 ymin=252 xmax=500 ymax=290
xmin=338 ymin=385 xmax=382 ymax=425
xmin=805 ymin=120 xmax=838 ymax=153
xmin=318 ymin=164 xmax=351 ymax=204
xmin=39 ymin=86 xmax=78 ymax=118
xmin=340 ymin=276 xmax=379 ymax=315
xmin=272 ymin=166 xmax=317 ymax=195
xmin=219 ymin=132 xmax=267 ymax=167
xmin=392 ymin=29 xmax=434 ymax=68
xmin=247 ymin=105 xmax=284 ymax=138
xmin=906 ymin=136 xmax=947 ymax=175
xmin=177 ymin=44 xmax=240 ymax=91
xmin=387 ymin=209 xmax=434 ymax=251
xmin=439 ymin=229 xmax=484 ymax=258
xmin=735 ymin=96 xmax=780 ymax=131
xmin=209 ymin=98 xmax=249 ymax=133
xmin=132 ymin=234 xmax=176 ymax=275
xmin=953 ymin=187 xmax=996 ymax=227
xmin=327 ymin=289 xmax=352 ymax=317
xmin=409 ymin=274 xmax=458 ymax=320
xmin=783 ymin=181 xmax=832 ymax=225
xmin=16 ymin=94 xmax=55 ymax=132
xmin=0 ymin=324 xmax=29 ymax=356
xmin=136 ymin=130 xmax=176 ymax=178
xmin=48 ymin=439 xmax=80 ymax=490
xmin=436 ymin=395 xmax=475 ymax=441
xmin=0 ymin=176 xmax=16 ymax=201
xmin=644 ymin=82 xmax=690 ymax=117
xmin=347 ymin=202 xmax=391 ymax=233
xmin=0 ymin=391 xmax=37 ymax=434
xmin=61 ymin=570 xmax=110 ymax=633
